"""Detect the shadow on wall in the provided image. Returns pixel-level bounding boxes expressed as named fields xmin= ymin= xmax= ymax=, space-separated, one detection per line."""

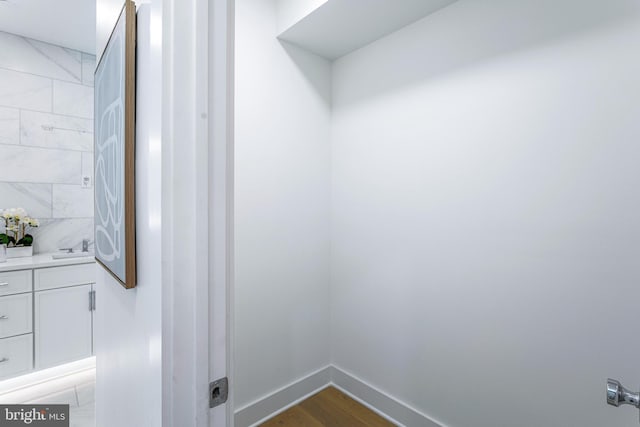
xmin=331 ymin=0 xmax=640 ymax=107
xmin=279 ymin=40 xmax=332 ymax=106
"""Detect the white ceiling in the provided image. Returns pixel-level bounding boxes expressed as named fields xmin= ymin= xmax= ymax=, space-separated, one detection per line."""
xmin=278 ymin=0 xmax=458 ymax=60
xmin=0 ymin=0 xmax=96 ymax=54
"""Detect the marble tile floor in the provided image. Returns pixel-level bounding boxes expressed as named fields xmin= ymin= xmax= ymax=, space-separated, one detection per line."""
xmin=0 ymin=362 xmax=95 ymax=427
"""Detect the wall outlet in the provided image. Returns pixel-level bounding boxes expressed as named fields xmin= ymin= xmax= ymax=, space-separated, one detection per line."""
xmin=81 ymin=175 xmax=92 ymax=188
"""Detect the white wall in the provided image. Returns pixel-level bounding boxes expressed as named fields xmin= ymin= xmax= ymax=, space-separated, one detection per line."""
xmin=94 ymin=3 xmax=163 ymax=427
xmin=96 ymin=0 xmax=127 ymax=61
xmin=234 ymin=0 xmax=332 ymax=411
xmin=331 ymin=1 xmax=640 ymax=426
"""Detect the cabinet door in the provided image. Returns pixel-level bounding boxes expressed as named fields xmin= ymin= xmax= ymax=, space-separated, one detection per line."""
xmin=34 ymin=285 xmax=92 ymax=369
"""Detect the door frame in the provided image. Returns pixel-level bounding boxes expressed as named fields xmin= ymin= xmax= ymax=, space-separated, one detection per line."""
xmin=208 ymin=0 xmax=235 ymax=425
xmin=161 ymin=0 xmax=234 ymax=425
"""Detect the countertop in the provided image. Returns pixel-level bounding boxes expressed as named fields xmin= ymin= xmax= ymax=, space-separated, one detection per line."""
xmin=0 ymin=253 xmax=95 ymax=272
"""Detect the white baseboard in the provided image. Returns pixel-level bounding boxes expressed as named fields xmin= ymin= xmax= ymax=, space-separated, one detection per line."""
xmin=330 ymin=365 xmax=444 ymax=427
xmin=234 ymin=366 xmax=331 ymax=427
xmin=234 ymin=364 xmax=444 ymax=427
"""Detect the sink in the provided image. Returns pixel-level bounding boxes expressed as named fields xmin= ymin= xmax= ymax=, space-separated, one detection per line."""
xmin=51 ymin=252 xmax=94 ymax=260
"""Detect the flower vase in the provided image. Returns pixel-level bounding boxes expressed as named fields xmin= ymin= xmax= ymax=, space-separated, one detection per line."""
xmin=6 ymin=246 xmax=33 ymax=259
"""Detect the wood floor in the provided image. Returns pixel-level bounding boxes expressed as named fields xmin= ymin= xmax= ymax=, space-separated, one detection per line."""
xmin=261 ymin=387 xmax=395 ymax=427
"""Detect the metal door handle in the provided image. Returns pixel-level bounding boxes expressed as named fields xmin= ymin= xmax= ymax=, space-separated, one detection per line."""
xmin=607 ymin=379 xmax=640 ymax=408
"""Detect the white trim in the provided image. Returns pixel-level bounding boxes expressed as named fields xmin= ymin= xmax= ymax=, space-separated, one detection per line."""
xmin=234 ymin=366 xmax=332 ymax=427
xmin=208 ymin=0 xmax=235 ymax=426
xmin=161 ymin=0 xmax=175 ymax=420
xmin=162 ymin=0 xmax=211 ymax=424
xmin=330 ymin=366 xmax=445 ymax=427
xmin=194 ymin=0 xmax=212 ymax=425
xmin=232 ymin=365 xmax=446 ymax=427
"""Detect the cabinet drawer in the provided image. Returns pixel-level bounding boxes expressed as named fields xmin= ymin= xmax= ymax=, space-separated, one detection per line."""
xmin=0 ymin=294 xmax=32 ymax=339
xmin=34 ymin=263 xmax=96 ymax=291
xmin=0 ymin=270 xmax=32 ymax=296
xmin=0 ymin=334 xmax=33 ymax=379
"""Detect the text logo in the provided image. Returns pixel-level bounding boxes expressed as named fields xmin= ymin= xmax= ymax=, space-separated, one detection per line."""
xmin=0 ymin=405 xmax=69 ymax=427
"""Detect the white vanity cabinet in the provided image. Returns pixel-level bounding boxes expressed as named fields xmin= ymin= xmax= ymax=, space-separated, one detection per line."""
xmin=34 ymin=284 xmax=93 ymax=369
xmin=0 ymin=257 xmax=95 ymax=380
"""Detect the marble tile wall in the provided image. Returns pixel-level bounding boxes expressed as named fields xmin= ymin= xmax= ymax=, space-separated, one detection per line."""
xmin=0 ymin=31 xmax=95 ymax=254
